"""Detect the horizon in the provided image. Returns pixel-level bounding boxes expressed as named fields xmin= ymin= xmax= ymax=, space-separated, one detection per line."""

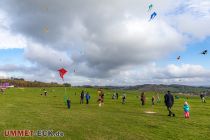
xmin=0 ymin=0 xmax=210 ymax=86
xmin=1 ymin=77 xmax=210 ymax=88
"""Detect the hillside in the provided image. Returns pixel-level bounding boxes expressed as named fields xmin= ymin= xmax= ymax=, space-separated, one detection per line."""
xmin=82 ymin=84 xmax=210 ymax=95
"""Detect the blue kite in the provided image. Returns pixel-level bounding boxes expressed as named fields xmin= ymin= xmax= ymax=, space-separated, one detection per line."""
xmin=149 ymin=12 xmax=157 ymax=21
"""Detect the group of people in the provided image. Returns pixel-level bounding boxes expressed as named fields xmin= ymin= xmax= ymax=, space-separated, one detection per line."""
xmin=65 ymin=90 xmax=91 ymax=110
xmin=164 ymin=91 xmax=190 ymax=118
xmin=112 ymin=92 xmax=126 ymax=104
xmin=80 ymin=90 xmax=91 ymax=104
xmin=65 ymin=89 xmax=206 ymax=119
xmin=40 ymin=89 xmax=47 ymax=96
xmin=140 ymin=92 xmax=160 ymax=106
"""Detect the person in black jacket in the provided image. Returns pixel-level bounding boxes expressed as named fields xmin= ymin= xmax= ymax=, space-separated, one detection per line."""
xmin=140 ymin=92 xmax=146 ymax=106
xmin=164 ymin=91 xmax=175 ymax=117
xmin=80 ymin=90 xmax=84 ymax=104
xmin=67 ymin=97 xmax=71 ymax=109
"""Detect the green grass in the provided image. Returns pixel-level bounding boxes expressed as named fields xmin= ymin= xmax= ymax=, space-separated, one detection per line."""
xmin=0 ymin=87 xmax=210 ymax=140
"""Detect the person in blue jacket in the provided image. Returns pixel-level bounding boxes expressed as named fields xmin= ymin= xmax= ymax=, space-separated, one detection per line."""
xmin=85 ymin=92 xmax=90 ymax=104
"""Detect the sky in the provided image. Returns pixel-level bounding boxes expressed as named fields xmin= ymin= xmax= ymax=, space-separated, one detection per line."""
xmin=0 ymin=0 xmax=210 ymax=86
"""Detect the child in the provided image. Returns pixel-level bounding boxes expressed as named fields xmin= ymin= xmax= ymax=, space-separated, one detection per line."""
xmin=98 ymin=89 xmax=102 ymax=107
xmin=183 ymin=101 xmax=190 ymax=118
xmin=202 ymin=96 xmax=206 ymax=103
xmin=122 ymin=94 xmax=126 ymax=104
xmin=44 ymin=89 xmax=47 ymax=96
xmin=67 ymin=97 xmax=71 ymax=109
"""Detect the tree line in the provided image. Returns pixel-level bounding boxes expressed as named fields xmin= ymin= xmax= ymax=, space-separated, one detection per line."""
xmin=0 ymin=78 xmax=71 ymax=87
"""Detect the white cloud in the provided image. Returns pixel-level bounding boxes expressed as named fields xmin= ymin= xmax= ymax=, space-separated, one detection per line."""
xmin=24 ymin=42 xmax=73 ymax=70
xmin=0 ymin=0 xmax=210 ymax=85
xmin=0 ymin=10 xmax=27 ymax=49
xmin=0 ymin=29 xmax=27 ymax=49
xmin=165 ymin=64 xmax=210 ymax=78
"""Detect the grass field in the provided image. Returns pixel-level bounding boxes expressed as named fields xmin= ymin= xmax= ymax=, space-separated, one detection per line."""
xmin=0 ymin=87 xmax=210 ymax=140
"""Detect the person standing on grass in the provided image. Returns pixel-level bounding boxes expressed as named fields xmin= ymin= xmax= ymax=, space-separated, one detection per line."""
xmin=200 ymin=93 xmax=206 ymax=103
xmin=112 ymin=93 xmax=116 ymax=100
xmin=44 ymin=89 xmax=47 ymax=96
xmin=164 ymin=91 xmax=175 ymax=117
xmin=97 ymin=89 xmax=104 ymax=107
xmin=85 ymin=92 xmax=90 ymax=104
xmin=101 ymin=89 xmax=104 ymax=104
xmin=152 ymin=96 xmax=155 ymax=105
xmin=116 ymin=92 xmax=119 ymax=99
xmin=67 ymin=97 xmax=71 ymax=109
xmin=183 ymin=101 xmax=190 ymax=118
xmin=140 ymin=92 xmax=146 ymax=106
xmin=122 ymin=94 xmax=126 ymax=104
xmin=80 ymin=90 xmax=84 ymax=104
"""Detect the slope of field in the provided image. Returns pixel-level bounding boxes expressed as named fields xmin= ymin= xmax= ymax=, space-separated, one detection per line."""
xmin=0 ymin=87 xmax=209 ymax=140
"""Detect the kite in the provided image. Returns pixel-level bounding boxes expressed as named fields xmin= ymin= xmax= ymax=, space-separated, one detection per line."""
xmin=58 ymin=68 xmax=67 ymax=80
xmin=201 ymin=50 xmax=208 ymax=55
xmin=149 ymin=12 xmax=157 ymax=21
xmin=148 ymin=4 xmax=153 ymax=11
xmin=177 ymin=56 xmax=181 ymax=60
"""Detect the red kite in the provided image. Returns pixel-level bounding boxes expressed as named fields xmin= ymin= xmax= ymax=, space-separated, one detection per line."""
xmin=58 ymin=68 xmax=67 ymax=80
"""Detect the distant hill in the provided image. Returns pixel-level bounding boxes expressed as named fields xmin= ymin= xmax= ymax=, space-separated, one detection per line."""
xmin=81 ymin=84 xmax=210 ymax=95
xmin=125 ymin=84 xmax=210 ymax=94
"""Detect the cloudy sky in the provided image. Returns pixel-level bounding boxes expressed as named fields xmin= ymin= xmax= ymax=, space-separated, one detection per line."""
xmin=0 ymin=0 xmax=210 ymax=86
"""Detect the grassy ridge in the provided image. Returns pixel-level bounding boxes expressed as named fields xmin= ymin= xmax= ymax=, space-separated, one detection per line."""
xmin=0 ymin=87 xmax=209 ymax=140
